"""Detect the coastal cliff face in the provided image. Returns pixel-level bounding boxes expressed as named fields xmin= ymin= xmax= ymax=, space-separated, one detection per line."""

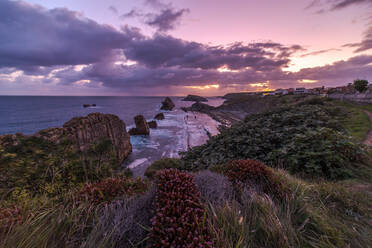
xmin=35 ymin=113 xmax=132 ymax=163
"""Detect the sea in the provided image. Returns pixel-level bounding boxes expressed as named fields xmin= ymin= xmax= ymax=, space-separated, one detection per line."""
xmin=0 ymin=96 xmax=223 ymax=174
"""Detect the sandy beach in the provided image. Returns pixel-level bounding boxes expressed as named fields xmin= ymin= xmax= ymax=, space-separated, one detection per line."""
xmin=127 ymin=97 xmax=224 ymax=176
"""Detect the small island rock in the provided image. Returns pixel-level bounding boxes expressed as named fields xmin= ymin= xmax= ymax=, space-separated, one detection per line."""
xmin=154 ymin=113 xmax=165 ymax=120
xmin=147 ymin=120 xmax=157 ymax=129
xmin=160 ymin=97 xmax=175 ymax=111
xmin=128 ymin=115 xmax=150 ymax=135
xmin=182 ymin=94 xmax=208 ymax=102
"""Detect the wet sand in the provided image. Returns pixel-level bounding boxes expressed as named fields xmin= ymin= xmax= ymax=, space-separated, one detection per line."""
xmin=127 ymin=97 xmax=223 ymax=177
xmin=184 ymin=111 xmax=220 ymax=148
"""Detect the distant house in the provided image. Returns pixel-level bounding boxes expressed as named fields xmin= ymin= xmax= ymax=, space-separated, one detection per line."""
xmin=294 ymin=88 xmax=308 ymax=94
xmin=274 ymin=89 xmax=289 ymax=95
xmin=287 ymin=88 xmax=295 ymax=94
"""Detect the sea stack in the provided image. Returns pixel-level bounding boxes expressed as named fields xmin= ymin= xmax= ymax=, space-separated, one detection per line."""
xmin=128 ymin=115 xmax=150 ymax=135
xmin=160 ymin=97 xmax=175 ymax=111
xmin=34 ymin=113 xmax=132 ymax=164
xmin=147 ymin=120 xmax=157 ymax=129
xmin=154 ymin=113 xmax=165 ymax=120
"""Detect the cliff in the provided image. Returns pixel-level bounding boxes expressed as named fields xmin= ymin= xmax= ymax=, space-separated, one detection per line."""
xmin=35 ymin=113 xmax=132 ymax=164
xmin=182 ymin=95 xmax=208 ymax=102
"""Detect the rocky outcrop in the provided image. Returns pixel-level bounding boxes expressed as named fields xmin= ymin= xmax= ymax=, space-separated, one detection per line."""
xmin=147 ymin=120 xmax=157 ymax=129
xmin=160 ymin=97 xmax=175 ymax=111
xmin=33 ymin=113 xmax=132 ymax=164
xmin=182 ymin=95 xmax=208 ymax=102
xmin=154 ymin=113 xmax=165 ymax=120
xmin=186 ymin=102 xmax=215 ymax=112
xmin=83 ymin=104 xmax=96 ymax=108
xmin=128 ymin=115 xmax=150 ymax=135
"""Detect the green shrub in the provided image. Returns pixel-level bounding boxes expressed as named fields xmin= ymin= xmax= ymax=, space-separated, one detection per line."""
xmin=144 ymin=158 xmax=181 ymax=179
xmin=180 ymin=102 xmax=366 ymax=180
xmin=224 ymin=160 xmax=285 ymax=198
xmin=280 ymin=127 xmax=365 ymax=179
xmin=0 ymin=135 xmax=121 ymax=201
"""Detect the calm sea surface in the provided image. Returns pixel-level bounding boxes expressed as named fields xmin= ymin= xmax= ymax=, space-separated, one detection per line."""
xmin=0 ymin=96 xmax=223 ymax=172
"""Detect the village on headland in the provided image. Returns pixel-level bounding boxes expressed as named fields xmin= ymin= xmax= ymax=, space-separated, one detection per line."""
xmin=237 ymin=80 xmax=370 ymax=98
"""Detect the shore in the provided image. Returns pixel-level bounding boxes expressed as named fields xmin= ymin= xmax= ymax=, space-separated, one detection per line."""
xmin=128 ymin=97 xmax=224 ymax=176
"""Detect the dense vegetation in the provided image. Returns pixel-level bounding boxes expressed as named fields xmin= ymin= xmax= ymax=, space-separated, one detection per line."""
xmin=0 ymin=134 xmax=122 ymax=201
xmin=180 ymin=98 xmax=367 ymax=179
xmin=1 ymin=96 xmax=371 ymax=247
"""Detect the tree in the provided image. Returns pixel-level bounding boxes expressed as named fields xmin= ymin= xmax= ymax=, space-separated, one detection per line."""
xmin=353 ymin=79 xmax=369 ymax=93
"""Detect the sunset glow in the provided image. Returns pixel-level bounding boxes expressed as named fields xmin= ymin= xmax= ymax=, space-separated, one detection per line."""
xmin=0 ymin=0 xmax=371 ymax=96
xmin=185 ymin=84 xmax=220 ymax=90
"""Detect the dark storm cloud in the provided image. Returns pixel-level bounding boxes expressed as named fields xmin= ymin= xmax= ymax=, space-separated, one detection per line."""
xmin=330 ymin=0 xmax=372 ymax=10
xmin=343 ymin=26 xmax=372 ymax=52
xmin=293 ymin=55 xmax=372 ymax=81
xmin=306 ymin=0 xmax=372 ymax=11
xmin=122 ymin=0 xmax=189 ymax=32
xmin=0 ymin=0 xmax=300 ymax=75
xmin=108 ymin=5 xmax=118 ymax=15
xmin=0 ymin=0 xmax=132 ymax=68
xmin=1 ymin=0 xmax=370 ymax=94
xmin=145 ymin=8 xmax=189 ymax=32
xmin=123 ymin=35 xmax=303 ymax=71
xmin=300 ymin=48 xmax=341 ymax=57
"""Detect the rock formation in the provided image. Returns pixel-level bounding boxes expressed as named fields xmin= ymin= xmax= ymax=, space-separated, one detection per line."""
xmin=160 ymin=97 xmax=175 ymax=111
xmin=154 ymin=113 xmax=165 ymax=120
xmin=147 ymin=120 xmax=157 ymax=129
xmin=83 ymin=104 xmax=96 ymax=108
xmin=128 ymin=115 xmax=150 ymax=135
xmin=182 ymin=95 xmax=208 ymax=102
xmin=33 ymin=113 xmax=132 ymax=164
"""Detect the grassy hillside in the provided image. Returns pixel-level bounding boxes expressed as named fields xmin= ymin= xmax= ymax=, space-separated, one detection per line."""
xmin=1 ymin=96 xmax=371 ymax=247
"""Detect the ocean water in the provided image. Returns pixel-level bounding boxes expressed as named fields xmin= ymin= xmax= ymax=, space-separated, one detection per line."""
xmin=0 ymin=96 xmax=223 ymax=173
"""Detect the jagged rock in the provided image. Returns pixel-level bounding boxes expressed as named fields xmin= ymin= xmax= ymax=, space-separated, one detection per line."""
xmin=147 ymin=120 xmax=157 ymax=129
xmin=83 ymin=104 xmax=96 ymax=108
xmin=34 ymin=113 xmax=132 ymax=164
xmin=154 ymin=113 xmax=165 ymax=120
xmin=160 ymin=97 xmax=175 ymax=111
xmin=128 ymin=115 xmax=150 ymax=135
xmin=186 ymin=102 xmax=215 ymax=112
xmin=182 ymin=95 xmax=208 ymax=102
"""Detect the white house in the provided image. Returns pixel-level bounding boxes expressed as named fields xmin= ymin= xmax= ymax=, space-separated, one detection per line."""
xmin=294 ymin=88 xmax=308 ymax=94
xmin=274 ymin=89 xmax=289 ymax=95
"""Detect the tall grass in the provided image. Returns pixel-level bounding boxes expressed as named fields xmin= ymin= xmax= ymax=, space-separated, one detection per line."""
xmin=205 ymin=169 xmax=372 ymax=248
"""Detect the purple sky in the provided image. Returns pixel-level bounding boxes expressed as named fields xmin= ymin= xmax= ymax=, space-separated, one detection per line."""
xmin=0 ymin=0 xmax=371 ymax=96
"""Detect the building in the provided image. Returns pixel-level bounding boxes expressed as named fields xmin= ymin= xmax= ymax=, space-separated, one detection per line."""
xmin=274 ymin=89 xmax=289 ymax=95
xmin=294 ymin=88 xmax=308 ymax=94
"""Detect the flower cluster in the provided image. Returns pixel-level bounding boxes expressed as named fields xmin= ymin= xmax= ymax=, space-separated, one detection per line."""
xmin=150 ymin=169 xmax=214 ymax=247
xmin=78 ymin=177 xmax=147 ymax=204
xmin=225 ymin=159 xmax=284 ymax=198
xmin=0 ymin=206 xmax=23 ymax=233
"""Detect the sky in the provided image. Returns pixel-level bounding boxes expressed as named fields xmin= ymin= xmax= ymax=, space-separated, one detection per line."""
xmin=0 ymin=0 xmax=371 ymax=96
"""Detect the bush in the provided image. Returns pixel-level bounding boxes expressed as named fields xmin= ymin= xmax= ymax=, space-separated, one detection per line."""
xmin=149 ymin=169 xmax=214 ymax=247
xmin=78 ymin=177 xmax=148 ymax=204
xmin=180 ymin=102 xmax=366 ymax=180
xmin=225 ymin=160 xmax=284 ymax=198
xmin=194 ymin=170 xmax=234 ymax=206
xmin=0 ymin=135 xmax=121 ymax=200
xmin=144 ymin=158 xmax=181 ymax=179
xmin=353 ymin=79 xmax=369 ymax=93
xmin=281 ymin=127 xmax=365 ymax=179
xmin=85 ymin=187 xmax=156 ymax=248
xmin=0 ymin=207 xmax=23 ymax=234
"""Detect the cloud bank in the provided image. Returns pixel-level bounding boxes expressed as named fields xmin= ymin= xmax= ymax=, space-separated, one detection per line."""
xmin=0 ymin=0 xmax=371 ymax=95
